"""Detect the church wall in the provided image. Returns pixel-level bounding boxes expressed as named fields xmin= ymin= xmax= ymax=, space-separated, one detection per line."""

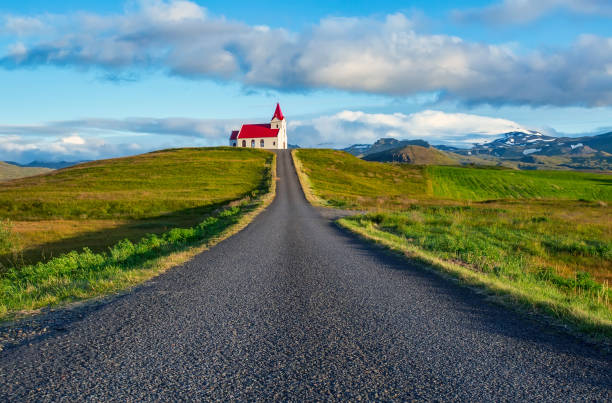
xmin=234 ymin=137 xmax=282 ymax=149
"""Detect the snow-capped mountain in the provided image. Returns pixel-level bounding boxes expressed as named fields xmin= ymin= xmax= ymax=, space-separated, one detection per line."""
xmin=455 ymin=131 xmax=611 ymax=158
xmin=341 ymin=131 xmax=612 ymax=170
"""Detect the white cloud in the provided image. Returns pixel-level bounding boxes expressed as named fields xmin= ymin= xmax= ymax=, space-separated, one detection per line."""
xmin=0 ymin=1 xmax=611 ymax=106
xmin=61 ymin=134 xmax=86 ymax=145
xmin=0 ymin=117 xmax=240 ymax=139
xmin=0 ymin=116 xmax=243 ymax=162
xmin=138 ymin=0 xmax=206 ymax=22
xmin=2 ymin=16 xmax=46 ymax=36
xmin=7 ymin=42 xmax=27 ymax=58
xmin=455 ymin=0 xmax=612 ymax=24
xmin=0 ymin=133 xmax=156 ymax=163
xmin=290 ymin=110 xmax=528 ymax=148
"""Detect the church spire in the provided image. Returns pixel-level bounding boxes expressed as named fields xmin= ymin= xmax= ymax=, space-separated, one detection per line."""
xmin=272 ymin=103 xmax=284 ymax=121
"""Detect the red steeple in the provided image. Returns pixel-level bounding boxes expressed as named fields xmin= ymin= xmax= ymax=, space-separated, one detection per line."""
xmin=272 ymin=103 xmax=284 ymax=121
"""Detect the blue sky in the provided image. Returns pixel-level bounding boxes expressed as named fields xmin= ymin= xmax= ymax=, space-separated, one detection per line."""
xmin=0 ymin=0 xmax=611 ymax=162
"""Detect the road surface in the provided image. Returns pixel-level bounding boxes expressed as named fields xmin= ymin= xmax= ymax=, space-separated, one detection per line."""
xmin=1 ymin=150 xmax=610 ymax=400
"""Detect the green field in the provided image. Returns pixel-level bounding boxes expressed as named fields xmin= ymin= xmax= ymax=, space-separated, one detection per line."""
xmin=293 ymin=149 xmax=427 ymax=209
xmin=427 ymin=165 xmax=612 ymax=201
xmin=294 ymin=149 xmax=612 ymax=338
xmin=0 ymin=147 xmax=271 ymax=268
xmin=0 ymin=148 xmax=270 ymax=220
xmin=0 ymin=147 xmax=275 ymax=319
xmin=293 ymin=149 xmax=612 ymax=208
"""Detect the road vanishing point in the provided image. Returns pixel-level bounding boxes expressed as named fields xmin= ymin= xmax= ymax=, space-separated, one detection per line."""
xmin=1 ymin=151 xmax=610 ymax=401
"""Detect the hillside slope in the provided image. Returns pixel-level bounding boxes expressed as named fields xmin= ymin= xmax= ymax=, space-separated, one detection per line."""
xmin=295 ymin=149 xmax=612 ymax=206
xmin=0 ymin=147 xmax=273 ymax=268
xmin=343 ymin=138 xmax=430 ymax=157
xmin=0 ymin=161 xmax=52 ymax=181
xmin=363 ymin=145 xmax=459 ymax=165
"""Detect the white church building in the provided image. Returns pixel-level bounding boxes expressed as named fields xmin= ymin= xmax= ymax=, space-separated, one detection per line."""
xmin=229 ymin=103 xmax=287 ymax=149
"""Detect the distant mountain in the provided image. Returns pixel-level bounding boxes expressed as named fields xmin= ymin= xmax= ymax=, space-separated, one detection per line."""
xmin=434 ymin=145 xmax=467 ymax=152
xmin=5 ymin=160 xmax=90 ymax=169
xmin=363 ymin=145 xmax=458 ymax=165
xmin=0 ymin=161 xmax=53 ymax=181
xmin=342 ymin=144 xmax=371 ymax=156
xmin=582 ymin=132 xmax=612 ymax=153
xmin=342 ymin=131 xmax=612 ymax=171
xmin=453 ymin=131 xmax=612 ymax=159
xmin=454 ymin=131 xmax=612 ymax=170
xmin=343 ymin=138 xmax=430 ymax=157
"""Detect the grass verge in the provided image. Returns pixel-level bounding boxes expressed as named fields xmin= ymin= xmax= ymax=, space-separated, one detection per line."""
xmin=338 ymin=214 xmax=611 ymax=341
xmin=291 ymin=149 xmax=325 ymax=206
xmin=294 ymin=149 xmax=612 ymax=341
xmin=0 ymin=152 xmax=277 ymax=321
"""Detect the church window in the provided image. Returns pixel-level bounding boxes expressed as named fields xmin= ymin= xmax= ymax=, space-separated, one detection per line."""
xmin=242 ymin=140 xmax=246 ymax=147
xmin=260 ymin=139 xmax=265 ymax=147
xmin=251 ymin=140 xmax=255 ymax=148
xmin=273 ymin=141 xmax=276 ymax=146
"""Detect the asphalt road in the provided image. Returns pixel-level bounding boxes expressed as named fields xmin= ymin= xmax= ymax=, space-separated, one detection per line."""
xmin=1 ymin=150 xmax=610 ymax=401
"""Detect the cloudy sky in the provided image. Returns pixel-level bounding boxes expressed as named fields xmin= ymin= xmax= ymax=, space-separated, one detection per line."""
xmin=0 ymin=0 xmax=611 ymax=162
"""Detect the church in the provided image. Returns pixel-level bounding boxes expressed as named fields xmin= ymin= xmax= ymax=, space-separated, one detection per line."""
xmin=229 ymin=103 xmax=287 ymax=149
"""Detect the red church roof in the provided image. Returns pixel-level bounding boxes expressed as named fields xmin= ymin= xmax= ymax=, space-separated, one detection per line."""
xmin=272 ymin=103 xmax=284 ymax=121
xmin=238 ymin=124 xmax=279 ymax=139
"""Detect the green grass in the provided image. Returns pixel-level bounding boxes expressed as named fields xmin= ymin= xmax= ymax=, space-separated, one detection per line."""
xmin=0 ymin=147 xmax=276 ymax=320
xmin=293 ymin=149 xmax=427 ymax=209
xmin=0 ymin=147 xmax=271 ymax=268
xmin=0 ymin=220 xmax=17 ymax=257
xmin=0 ymin=203 xmax=259 ymax=320
xmin=0 ymin=148 xmax=269 ymax=220
xmin=427 ymin=165 xmax=612 ymax=201
xmin=339 ymin=216 xmax=611 ymax=338
xmin=294 ymin=149 xmax=612 ymax=207
xmin=294 ymin=149 xmax=612 ymax=339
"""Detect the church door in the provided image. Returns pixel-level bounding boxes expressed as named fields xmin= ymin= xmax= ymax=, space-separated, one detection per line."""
xmin=242 ymin=140 xmax=246 ymax=147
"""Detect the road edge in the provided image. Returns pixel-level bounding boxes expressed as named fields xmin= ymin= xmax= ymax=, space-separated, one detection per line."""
xmin=337 ymin=218 xmax=611 ymax=348
xmin=0 ymin=152 xmax=277 ymax=330
xmin=291 ymin=149 xmax=611 ymax=349
xmin=291 ymin=149 xmax=325 ymax=206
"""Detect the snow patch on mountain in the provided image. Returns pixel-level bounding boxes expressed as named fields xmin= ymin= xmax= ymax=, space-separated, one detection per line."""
xmin=523 ymin=148 xmax=541 ymax=155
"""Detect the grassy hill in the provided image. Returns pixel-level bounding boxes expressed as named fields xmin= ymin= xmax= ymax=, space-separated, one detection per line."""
xmin=294 ymin=149 xmax=611 ymax=209
xmin=363 ymin=145 xmax=458 ymax=165
xmin=292 ymin=149 xmax=427 ymax=209
xmin=0 ymin=161 xmax=52 ymax=181
xmin=293 ymin=149 xmax=612 ymax=338
xmin=0 ymin=147 xmax=272 ymax=267
xmin=0 ymin=147 xmax=275 ymax=319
